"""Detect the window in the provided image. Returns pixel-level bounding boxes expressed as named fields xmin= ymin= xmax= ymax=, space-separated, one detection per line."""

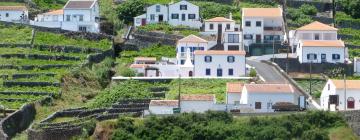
xmin=228 ymin=34 xmax=239 ymax=43
xmin=79 ymin=15 xmax=84 ymax=21
xmin=210 ymin=24 xmax=214 ymax=30
xmin=228 ymin=69 xmax=234 ymax=76
xmin=255 ymin=102 xmax=261 ymax=109
xmin=180 ymin=5 xmax=187 ymax=10
xmin=206 ymin=69 xmax=211 ymax=76
xmin=256 ymin=21 xmax=261 ymax=27
xmin=226 ymin=24 xmax=230 ymax=30
xmin=307 ymin=53 xmax=317 ymax=60
xmin=204 ymin=56 xmax=212 ymax=63
xmin=79 ymin=26 xmax=87 ymax=32
xmin=188 ymin=14 xmax=196 ymax=19
xmin=332 ymin=54 xmax=341 ymax=60
xmin=217 ymin=69 xmax=223 ymax=77
xmin=181 ymin=60 xmax=185 ymax=65
xmin=66 ymin=15 xmax=71 ymax=21
xmin=234 ymin=101 xmax=240 ymax=105
xmin=156 ymin=5 xmax=161 ymax=12
xmin=5 ymin=13 xmax=9 ymax=17
xmin=244 ymin=34 xmax=253 ymax=40
xmin=171 ymin=14 xmax=179 ymax=19
xmin=314 ymin=33 xmax=320 ymax=40
xmin=150 ymin=14 xmax=155 ymax=21
xmin=347 ymin=97 xmax=355 ymax=109
xmin=245 ymin=21 xmax=251 ymax=27
xmin=328 ymin=84 xmax=330 ymax=90
xmin=181 ymin=47 xmax=185 ymax=52
xmin=227 ymin=56 xmax=235 ymax=63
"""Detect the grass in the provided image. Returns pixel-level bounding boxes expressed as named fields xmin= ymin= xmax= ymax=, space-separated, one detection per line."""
xmin=295 ymin=79 xmax=327 ymax=98
xmin=0 ymin=24 xmax=32 ymax=44
xmin=329 ymin=126 xmax=359 ymax=140
xmin=34 ymin=31 xmax=112 ymax=50
xmin=137 ymin=23 xmax=200 ymax=36
xmin=0 ymin=2 xmax=25 ymax=6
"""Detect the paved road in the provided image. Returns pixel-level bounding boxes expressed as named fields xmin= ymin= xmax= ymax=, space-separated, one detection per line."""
xmin=247 ymin=59 xmax=286 ymax=83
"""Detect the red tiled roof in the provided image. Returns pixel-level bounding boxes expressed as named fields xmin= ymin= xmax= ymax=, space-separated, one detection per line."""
xmin=0 ymin=6 xmax=27 ymax=11
xmin=150 ymin=100 xmax=178 ymax=106
xmin=242 ymin=8 xmax=282 ymax=17
xmin=194 ymin=50 xmax=246 ymax=55
xmin=244 ymin=84 xmax=295 ymax=94
xmin=42 ymin=9 xmax=63 ymax=15
xmin=297 ymin=21 xmax=338 ymax=31
xmin=205 ymin=17 xmax=234 ymax=22
xmin=129 ymin=64 xmax=148 ymax=68
xmin=180 ymin=94 xmax=215 ymax=101
xmin=331 ymin=79 xmax=360 ymax=89
xmin=134 ymin=57 xmax=156 ymax=62
xmin=301 ymin=40 xmax=345 ymax=48
xmin=178 ymin=35 xmax=208 ymax=43
xmin=227 ymin=82 xmax=244 ymax=93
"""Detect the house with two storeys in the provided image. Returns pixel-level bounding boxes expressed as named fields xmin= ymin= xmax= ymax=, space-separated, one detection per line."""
xmin=294 ymin=21 xmax=347 ymax=63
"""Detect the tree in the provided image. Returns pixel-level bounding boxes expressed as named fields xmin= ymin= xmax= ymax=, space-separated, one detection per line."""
xmin=116 ymin=0 xmax=146 ymax=24
xmin=337 ymin=0 xmax=360 ymax=19
xmin=299 ymin=4 xmax=318 ymax=16
xmin=301 ymin=128 xmax=329 ymax=140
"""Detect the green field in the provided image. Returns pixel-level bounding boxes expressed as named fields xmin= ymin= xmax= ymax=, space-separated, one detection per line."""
xmin=295 ymin=79 xmax=326 ymax=98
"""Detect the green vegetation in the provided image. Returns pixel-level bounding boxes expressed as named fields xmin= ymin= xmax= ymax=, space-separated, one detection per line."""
xmin=337 ymin=0 xmax=360 ymax=19
xmin=137 ymin=23 xmax=200 ymax=36
xmin=34 ymin=31 xmax=112 ymax=50
xmin=295 ymin=79 xmax=326 ymax=98
xmin=32 ymin=0 xmax=68 ymax=10
xmin=110 ymin=111 xmax=350 ymax=140
xmin=88 ymin=79 xmax=242 ymax=108
xmin=0 ymin=2 xmax=25 ymax=6
xmin=287 ymin=4 xmax=317 ymax=28
xmin=0 ymin=24 xmax=32 ymax=44
xmin=116 ymin=0 xmax=146 ymax=24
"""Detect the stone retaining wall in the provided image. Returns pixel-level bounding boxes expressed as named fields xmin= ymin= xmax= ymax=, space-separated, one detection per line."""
xmin=0 ymin=64 xmax=72 ymax=70
xmin=0 ymin=103 xmax=36 ymax=140
xmin=0 ymin=54 xmax=80 ymax=61
xmin=3 ymin=81 xmax=60 ymax=87
xmin=0 ymin=43 xmax=104 ymax=54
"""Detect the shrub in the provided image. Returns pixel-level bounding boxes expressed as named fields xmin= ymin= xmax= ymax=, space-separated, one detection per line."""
xmin=119 ymin=68 xmax=136 ymax=77
xmin=299 ymin=4 xmax=318 ymax=16
xmin=250 ymin=68 xmax=257 ymax=77
xmin=116 ymin=0 xmax=146 ymax=24
xmin=301 ymin=128 xmax=329 ymax=140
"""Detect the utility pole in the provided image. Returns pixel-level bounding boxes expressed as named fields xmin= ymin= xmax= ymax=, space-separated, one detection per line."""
xmin=178 ymin=74 xmax=181 ymax=110
xmin=282 ymin=0 xmax=290 ymax=74
xmin=344 ymin=72 xmax=347 ymax=111
xmin=309 ymin=61 xmax=312 ymax=95
xmin=333 ymin=0 xmax=336 ymax=27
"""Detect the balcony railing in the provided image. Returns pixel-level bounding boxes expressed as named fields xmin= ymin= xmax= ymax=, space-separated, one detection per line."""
xmin=264 ymin=26 xmax=282 ymax=31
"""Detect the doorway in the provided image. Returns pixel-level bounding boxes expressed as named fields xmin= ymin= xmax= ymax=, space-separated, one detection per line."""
xmin=256 ymin=34 xmax=261 ymax=43
xmin=347 ymin=97 xmax=355 ymax=109
xmin=217 ymin=69 xmax=222 ymax=77
xmin=159 ymin=15 xmax=163 ymax=22
xmin=182 ymin=14 xmax=186 ymax=21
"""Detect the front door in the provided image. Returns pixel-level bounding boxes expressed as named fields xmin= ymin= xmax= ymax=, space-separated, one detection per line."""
xmin=329 ymin=95 xmax=339 ymax=110
xmin=321 ymin=54 xmax=326 ymax=63
xmin=217 ymin=69 xmax=222 ymax=77
xmin=141 ymin=19 xmax=146 ymax=25
xmin=256 ymin=34 xmax=261 ymax=43
xmin=182 ymin=14 xmax=186 ymax=21
xmin=159 ymin=15 xmax=163 ymax=22
xmin=347 ymin=97 xmax=355 ymax=109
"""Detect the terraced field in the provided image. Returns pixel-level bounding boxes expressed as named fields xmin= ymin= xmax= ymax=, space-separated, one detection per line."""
xmin=0 ymin=24 xmax=112 ymax=111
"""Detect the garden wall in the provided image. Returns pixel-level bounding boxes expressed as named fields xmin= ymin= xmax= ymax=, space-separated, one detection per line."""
xmin=0 ymin=103 xmax=36 ymax=140
xmin=126 ymin=30 xmax=183 ymax=50
xmin=272 ymin=58 xmax=354 ymax=75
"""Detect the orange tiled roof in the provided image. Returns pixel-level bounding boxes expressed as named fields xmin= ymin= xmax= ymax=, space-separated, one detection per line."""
xmin=301 ymin=40 xmax=345 ymax=48
xmin=43 ymin=9 xmax=64 ymax=15
xmin=150 ymin=100 xmax=178 ymax=106
xmin=244 ymin=84 xmax=295 ymax=94
xmin=205 ymin=17 xmax=234 ymax=22
xmin=129 ymin=64 xmax=148 ymax=68
xmin=134 ymin=57 xmax=156 ymax=61
xmin=0 ymin=6 xmax=27 ymax=11
xmin=331 ymin=79 xmax=360 ymax=89
xmin=194 ymin=50 xmax=246 ymax=55
xmin=297 ymin=21 xmax=338 ymax=31
xmin=227 ymin=82 xmax=244 ymax=93
xmin=180 ymin=94 xmax=215 ymax=101
xmin=178 ymin=35 xmax=208 ymax=43
xmin=242 ymin=8 xmax=282 ymax=17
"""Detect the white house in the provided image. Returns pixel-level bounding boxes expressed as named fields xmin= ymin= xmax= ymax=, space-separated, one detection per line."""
xmin=146 ymin=4 xmax=168 ymax=25
xmin=296 ymin=40 xmax=346 ymax=63
xmin=320 ymin=79 xmax=360 ymax=111
xmin=134 ymin=1 xmax=202 ymax=28
xmin=180 ymin=94 xmax=216 ymax=113
xmin=226 ymin=82 xmax=244 ymax=105
xmin=193 ymin=50 xmax=246 ymax=77
xmin=204 ymin=17 xmax=243 ymax=51
xmin=62 ymin=0 xmax=100 ymax=33
xmin=31 ymin=9 xmax=63 ymax=28
xmin=240 ymin=84 xmax=297 ymax=113
xmin=0 ymin=6 xmax=28 ymax=22
xmin=149 ymin=100 xmax=178 ymax=115
xmin=176 ymin=35 xmax=208 ymax=65
xmin=241 ymin=8 xmax=284 ymax=51
xmin=291 ymin=21 xmax=338 ymax=52
xmin=355 ymin=58 xmax=360 ymax=75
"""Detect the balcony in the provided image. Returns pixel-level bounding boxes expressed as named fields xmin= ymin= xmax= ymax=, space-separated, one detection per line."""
xmin=264 ymin=26 xmax=282 ymax=31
